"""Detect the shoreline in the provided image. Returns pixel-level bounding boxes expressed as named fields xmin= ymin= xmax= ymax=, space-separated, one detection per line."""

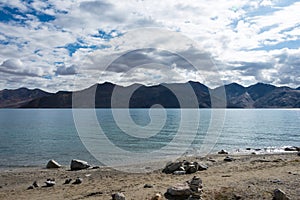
xmin=0 ymin=152 xmax=299 ymax=199
xmin=0 ymin=147 xmax=298 ymax=171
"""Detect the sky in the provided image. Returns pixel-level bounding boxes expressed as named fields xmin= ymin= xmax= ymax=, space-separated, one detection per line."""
xmin=0 ymin=0 xmax=300 ymax=92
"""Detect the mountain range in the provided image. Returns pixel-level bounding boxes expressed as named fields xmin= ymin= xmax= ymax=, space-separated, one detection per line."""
xmin=0 ymin=82 xmax=299 ymax=108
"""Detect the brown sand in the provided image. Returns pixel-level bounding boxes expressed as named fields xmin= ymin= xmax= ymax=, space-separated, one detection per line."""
xmin=0 ymin=153 xmax=299 ymax=200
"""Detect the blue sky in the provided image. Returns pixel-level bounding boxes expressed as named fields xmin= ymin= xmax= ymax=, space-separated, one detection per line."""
xmin=0 ymin=0 xmax=299 ymax=92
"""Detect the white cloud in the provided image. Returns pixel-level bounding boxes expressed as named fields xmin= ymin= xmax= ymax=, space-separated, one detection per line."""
xmin=0 ymin=0 xmax=299 ymax=91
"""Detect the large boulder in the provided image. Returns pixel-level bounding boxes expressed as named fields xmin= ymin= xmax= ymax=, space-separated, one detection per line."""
xmin=46 ymin=159 xmax=61 ymax=169
xmin=162 ymin=161 xmax=183 ymax=174
xmin=70 ymin=159 xmax=90 ymax=171
xmin=165 ymin=177 xmax=203 ymax=200
xmin=165 ymin=183 xmax=192 ymax=199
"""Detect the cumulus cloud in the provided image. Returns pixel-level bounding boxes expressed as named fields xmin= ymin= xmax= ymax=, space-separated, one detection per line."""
xmin=54 ymin=64 xmax=77 ymax=76
xmin=0 ymin=59 xmax=43 ymax=77
xmin=0 ymin=0 xmax=299 ymax=91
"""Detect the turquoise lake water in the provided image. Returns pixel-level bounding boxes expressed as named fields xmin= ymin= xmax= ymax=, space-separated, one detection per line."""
xmin=0 ymin=109 xmax=299 ymax=168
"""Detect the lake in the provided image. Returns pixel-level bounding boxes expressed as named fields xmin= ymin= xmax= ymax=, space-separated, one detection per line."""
xmin=0 ymin=109 xmax=299 ymax=168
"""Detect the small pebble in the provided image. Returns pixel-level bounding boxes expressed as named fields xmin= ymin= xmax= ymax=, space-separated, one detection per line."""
xmin=33 ymin=181 xmax=39 ymax=188
xmin=73 ymin=177 xmax=82 ymax=185
xmin=144 ymin=184 xmax=153 ymax=188
xmin=45 ymin=179 xmax=56 ymax=187
xmin=27 ymin=185 xmax=34 ymax=190
xmin=224 ymin=156 xmax=234 ymax=162
xmin=64 ymin=178 xmax=72 ymax=184
xmin=151 ymin=193 xmax=162 ymax=200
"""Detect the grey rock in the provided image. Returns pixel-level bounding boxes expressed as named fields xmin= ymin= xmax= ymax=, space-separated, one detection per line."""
xmin=45 ymin=179 xmax=55 ymax=187
xmin=70 ymin=159 xmax=90 ymax=171
xmin=166 ymin=183 xmax=192 ymax=196
xmin=284 ymin=146 xmax=299 ymax=151
xmin=64 ymin=178 xmax=72 ymax=184
xmin=73 ymin=177 xmax=82 ymax=185
xmin=151 ymin=193 xmax=162 ymax=200
xmin=218 ymin=149 xmax=228 ymax=154
xmin=189 ymin=176 xmax=202 ymax=192
xmin=178 ymin=166 xmax=186 ymax=171
xmin=186 ymin=165 xmax=197 ymax=174
xmin=46 ymin=159 xmax=61 ymax=169
xmin=273 ymin=188 xmax=290 ymax=200
xmin=27 ymin=185 xmax=34 ymax=190
xmin=173 ymin=171 xmax=186 ymax=175
xmin=112 ymin=192 xmax=126 ymax=200
xmin=163 ymin=161 xmax=183 ymax=174
xmin=33 ymin=181 xmax=39 ymax=188
xmin=144 ymin=184 xmax=153 ymax=188
xmin=224 ymin=156 xmax=234 ymax=162
xmin=194 ymin=162 xmax=208 ymax=171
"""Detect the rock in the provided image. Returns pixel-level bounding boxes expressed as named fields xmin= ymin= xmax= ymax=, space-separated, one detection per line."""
xmin=271 ymin=179 xmax=282 ymax=184
xmin=64 ymin=178 xmax=72 ymax=184
xmin=151 ymin=193 xmax=162 ymax=200
xmin=163 ymin=161 xmax=183 ymax=174
xmin=112 ymin=192 xmax=126 ymax=200
xmin=173 ymin=171 xmax=186 ymax=175
xmin=27 ymin=185 xmax=34 ymax=190
xmin=246 ymin=148 xmax=251 ymax=150
xmin=218 ymin=149 xmax=228 ymax=154
xmin=32 ymin=181 xmax=39 ymax=188
xmin=73 ymin=177 xmax=82 ymax=185
xmin=186 ymin=165 xmax=197 ymax=174
xmin=45 ymin=179 xmax=55 ymax=187
xmin=46 ymin=159 xmax=61 ymax=169
xmin=298 ymin=152 xmax=300 ymax=156
xmin=70 ymin=159 xmax=90 ymax=171
xmin=188 ymin=194 xmax=202 ymax=200
xmin=178 ymin=166 xmax=186 ymax=171
xmin=224 ymin=156 xmax=234 ymax=162
xmin=183 ymin=161 xmax=192 ymax=165
xmin=144 ymin=184 xmax=153 ymax=188
xmin=284 ymin=146 xmax=299 ymax=151
xmin=92 ymin=166 xmax=100 ymax=169
xmin=189 ymin=176 xmax=202 ymax=192
xmin=195 ymin=162 xmax=208 ymax=171
xmin=165 ymin=183 xmax=192 ymax=197
xmin=273 ymin=188 xmax=290 ymax=200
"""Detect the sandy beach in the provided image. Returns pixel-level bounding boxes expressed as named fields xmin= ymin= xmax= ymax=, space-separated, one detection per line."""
xmin=0 ymin=152 xmax=299 ymax=200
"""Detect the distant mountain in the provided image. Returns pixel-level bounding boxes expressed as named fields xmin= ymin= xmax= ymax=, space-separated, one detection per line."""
xmin=1 ymin=82 xmax=300 ymax=108
xmin=0 ymin=88 xmax=51 ymax=108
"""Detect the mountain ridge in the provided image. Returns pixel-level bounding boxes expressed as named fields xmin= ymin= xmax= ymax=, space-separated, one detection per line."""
xmin=0 ymin=82 xmax=299 ymax=108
